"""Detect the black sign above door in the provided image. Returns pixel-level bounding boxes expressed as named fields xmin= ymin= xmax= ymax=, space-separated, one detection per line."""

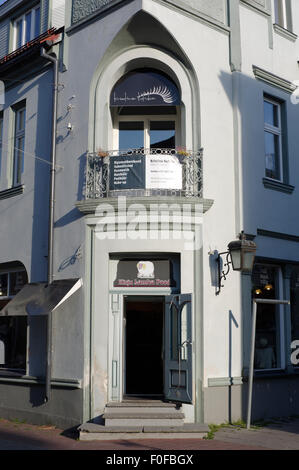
xmin=114 ymin=259 xmax=176 ymax=287
xmin=110 ymin=70 xmax=180 ymax=107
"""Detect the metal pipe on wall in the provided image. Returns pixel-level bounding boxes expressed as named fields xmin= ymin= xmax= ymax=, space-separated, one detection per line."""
xmin=40 ymin=46 xmax=59 ymax=402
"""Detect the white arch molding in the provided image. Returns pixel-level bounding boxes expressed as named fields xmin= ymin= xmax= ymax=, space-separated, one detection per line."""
xmin=89 ymin=46 xmax=201 ymax=153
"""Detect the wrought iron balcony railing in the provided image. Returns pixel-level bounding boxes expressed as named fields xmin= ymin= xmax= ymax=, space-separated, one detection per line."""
xmin=84 ymin=148 xmax=203 ymax=199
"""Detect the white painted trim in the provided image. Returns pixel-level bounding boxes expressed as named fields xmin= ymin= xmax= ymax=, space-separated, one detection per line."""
xmin=89 ymin=46 xmax=198 ymax=155
xmin=52 ymin=278 xmax=83 ymax=311
xmin=13 ymin=4 xmax=40 ymax=50
xmin=114 ymin=115 xmax=178 ymax=150
xmin=263 ymin=96 xmax=283 ymax=182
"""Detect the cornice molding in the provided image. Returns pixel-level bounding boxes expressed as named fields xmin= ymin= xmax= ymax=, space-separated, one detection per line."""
xmin=240 ymin=0 xmax=270 ymax=17
xmin=262 ymin=178 xmax=295 ymax=194
xmin=252 ymin=65 xmax=297 ymax=94
xmin=0 ymin=185 xmax=24 ymax=200
xmin=257 ymin=229 xmax=299 ymax=243
xmin=76 ymin=196 xmax=214 ymax=215
xmin=273 ymin=23 xmax=298 ymax=42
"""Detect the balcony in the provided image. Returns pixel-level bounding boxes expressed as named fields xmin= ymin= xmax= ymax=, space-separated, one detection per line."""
xmin=84 ymin=148 xmax=203 ymax=200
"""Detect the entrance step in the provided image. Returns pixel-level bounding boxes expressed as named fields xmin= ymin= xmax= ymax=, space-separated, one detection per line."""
xmin=103 ymin=403 xmax=184 ymax=427
xmin=105 ymin=400 xmax=178 ymax=407
xmin=78 ymin=422 xmax=210 ymax=441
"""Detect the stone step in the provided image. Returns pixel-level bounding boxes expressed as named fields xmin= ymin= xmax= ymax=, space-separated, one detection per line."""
xmin=103 ymin=408 xmax=183 ymax=417
xmin=103 ymin=406 xmax=185 ymax=427
xmin=78 ymin=422 xmax=210 ymax=441
xmin=104 ymin=417 xmax=184 ymax=427
xmin=105 ymin=401 xmax=178 ymax=408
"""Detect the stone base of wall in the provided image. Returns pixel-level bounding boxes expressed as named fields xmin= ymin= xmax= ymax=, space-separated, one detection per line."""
xmin=203 ymin=376 xmax=299 ymax=424
xmin=0 ymin=383 xmax=83 ymax=430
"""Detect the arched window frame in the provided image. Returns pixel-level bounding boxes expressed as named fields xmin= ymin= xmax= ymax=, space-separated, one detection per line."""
xmin=90 ymin=47 xmax=200 ymax=155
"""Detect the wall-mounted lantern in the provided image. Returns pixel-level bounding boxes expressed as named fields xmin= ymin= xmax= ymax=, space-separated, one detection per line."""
xmin=216 ymin=232 xmax=257 ymax=295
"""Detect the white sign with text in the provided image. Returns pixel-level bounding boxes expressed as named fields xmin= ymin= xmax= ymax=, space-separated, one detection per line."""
xmin=145 ymin=154 xmax=182 ymax=190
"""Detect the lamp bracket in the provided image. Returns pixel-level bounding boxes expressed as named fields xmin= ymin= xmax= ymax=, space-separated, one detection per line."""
xmin=216 ymin=251 xmax=232 ymax=295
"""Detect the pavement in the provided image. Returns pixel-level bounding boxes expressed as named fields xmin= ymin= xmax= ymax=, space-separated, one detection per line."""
xmin=0 ymin=416 xmax=298 ymax=451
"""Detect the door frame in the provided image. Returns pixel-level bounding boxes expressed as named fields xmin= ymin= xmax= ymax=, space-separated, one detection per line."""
xmin=108 ymin=290 xmax=172 ymax=403
xmin=123 ymin=295 xmax=165 ymax=399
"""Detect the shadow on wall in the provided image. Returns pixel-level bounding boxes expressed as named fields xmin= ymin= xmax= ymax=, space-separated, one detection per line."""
xmin=217 ymin=69 xmax=299 ymax=423
xmin=218 ymin=69 xmax=298 ymax=235
xmin=58 ymin=246 xmax=82 ymax=272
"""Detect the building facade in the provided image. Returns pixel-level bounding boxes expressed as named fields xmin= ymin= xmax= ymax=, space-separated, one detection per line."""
xmin=0 ymin=0 xmax=299 ymax=430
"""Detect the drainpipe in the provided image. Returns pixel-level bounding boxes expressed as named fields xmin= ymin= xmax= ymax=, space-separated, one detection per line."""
xmin=40 ymin=46 xmax=58 ymax=402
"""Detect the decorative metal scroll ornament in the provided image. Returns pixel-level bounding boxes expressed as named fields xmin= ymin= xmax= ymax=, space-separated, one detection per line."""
xmin=84 ymin=148 xmax=203 ymax=199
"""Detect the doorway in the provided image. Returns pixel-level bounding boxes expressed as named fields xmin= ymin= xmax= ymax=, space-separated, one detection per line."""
xmin=124 ymin=296 xmax=164 ymax=398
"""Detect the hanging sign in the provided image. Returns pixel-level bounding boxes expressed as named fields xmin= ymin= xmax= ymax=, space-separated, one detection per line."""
xmin=109 ymin=154 xmax=183 ymax=191
xmin=114 ymin=260 xmax=176 ymax=287
xmin=110 ymin=71 xmax=180 ymax=107
xmin=109 ymin=154 xmax=145 ymax=190
xmin=146 ymin=154 xmax=182 ymax=190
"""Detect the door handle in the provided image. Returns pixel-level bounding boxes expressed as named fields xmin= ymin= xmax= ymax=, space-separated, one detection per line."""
xmin=180 ymin=340 xmax=192 ymax=347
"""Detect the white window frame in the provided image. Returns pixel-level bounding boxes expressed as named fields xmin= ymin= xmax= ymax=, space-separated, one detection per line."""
xmin=253 ymin=264 xmax=285 ymax=372
xmin=264 ymin=96 xmax=284 ymax=182
xmin=0 ymin=268 xmax=27 ymax=300
xmin=113 ymin=115 xmax=179 ymax=151
xmin=13 ymin=4 xmax=41 ymax=50
xmin=12 ymin=104 xmax=26 ymax=187
xmin=273 ymin=0 xmax=292 ymax=31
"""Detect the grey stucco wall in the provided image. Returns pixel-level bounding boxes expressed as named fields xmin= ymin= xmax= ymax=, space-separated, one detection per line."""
xmin=0 ymin=67 xmax=52 ymax=282
xmin=175 ymin=0 xmax=227 ymax=24
xmin=52 ymin=288 xmax=84 ymax=380
xmin=204 ymin=377 xmax=299 ymax=424
xmin=0 ymin=383 xmax=83 ymax=429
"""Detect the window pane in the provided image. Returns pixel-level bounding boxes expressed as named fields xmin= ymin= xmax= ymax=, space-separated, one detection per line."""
xmin=274 ymin=0 xmax=282 ymax=25
xmin=264 ymin=100 xmax=279 ymax=127
xmin=10 ymin=271 xmax=28 ymax=296
xmin=285 ymin=0 xmax=292 ymax=31
xmin=119 ymin=121 xmax=144 ymax=151
xmin=150 ymin=121 xmax=175 ymax=149
xmin=291 ymin=270 xmax=299 ymax=344
xmin=252 ymin=265 xmax=280 ymax=370
xmin=17 ymin=108 xmax=26 ymax=132
xmin=34 ymin=7 xmax=40 ymax=38
xmin=171 ymin=305 xmax=179 ymax=361
xmin=265 ymin=131 xmax=280 ymax=180
xmin=180 ymin=304 xmax=188 ymax=361
xmin=0 ymin=317 xmax=27 ymax=370
xmin=0 ymin=115 xmax=3 ymax=140
xmin=16 ymin=19 xmax=23 ymax=48
xmin=25 ymin=11 xmax=32 ymax=42
xmin=14 ymin=136 xmax=25 ymax=185
xmin=0 ymin=116 xmax=3 ymax=169
xmin=0 ymin=274 xmax=8 ymax=297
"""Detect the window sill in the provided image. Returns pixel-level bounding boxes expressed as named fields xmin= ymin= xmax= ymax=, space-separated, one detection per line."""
xmin=253 ymin=369 xmax=299 ymax=379
xmin=0 ymin=185 xmax=24 ymax=200
xmin=273 ymin=23 xmax=298 ymax=42
xmin=0 ymin=372 xmax=82 ymax=388
xmin=263 ymin=178 xmax=295 ymax=194
xmin=242 ymin=369 xmax=299 ymax=380
xmin=0 ymin=369 xmax=26 ymax=377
